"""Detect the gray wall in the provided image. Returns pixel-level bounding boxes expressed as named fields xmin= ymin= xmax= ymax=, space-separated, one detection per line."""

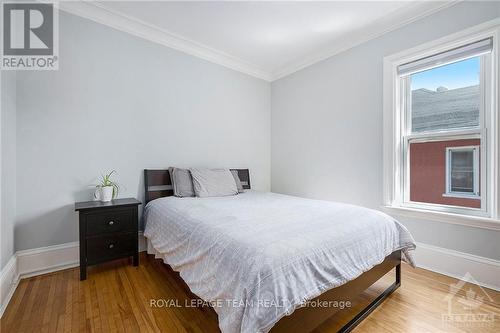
xmin=1 ymin=71 xmax=16 ymax=269
xmin=271 ymin=1 xmax=500 ymax=260
xmin=14 ymin=12 xmax=271 ymax=251
xmin=7 ymin=2 xmax=500 ymax=260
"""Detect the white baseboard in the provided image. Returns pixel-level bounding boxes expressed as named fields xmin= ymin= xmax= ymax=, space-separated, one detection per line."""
xmin=16 ymin=241 xmax=80 ymax=279
xmin=138 ymin=232 xmax=147 ymax=252
xmin=16 ymin=233 xmax=147 ymax=279
xmin=0 ymin=232 xmax=147 ymax=318
xmin=1 ymin=237 xmax=498 ymax=317
xmin=413 ymin=242 xmax=500 ymax=291
xmin=0 ymin=255 xmax=19 ymax=317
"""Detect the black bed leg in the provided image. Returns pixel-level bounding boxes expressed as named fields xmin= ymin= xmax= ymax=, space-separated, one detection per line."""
xmin=337 ymin=264 xmax=401 ymax=333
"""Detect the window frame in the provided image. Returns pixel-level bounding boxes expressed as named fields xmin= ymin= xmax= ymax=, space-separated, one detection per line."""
xmin=401 ymin=54 xmax=487 ymax=215
xmin=382 ymin=21 xmax=500 ymax=230
xmin=401 ymin=49 xmax=489 ymax=216
xmin=444 ymin=145 xmax=480 ymax=198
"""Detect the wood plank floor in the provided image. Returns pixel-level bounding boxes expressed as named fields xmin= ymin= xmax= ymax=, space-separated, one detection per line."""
xmin=1 ymin=252 xmax=499 ymax=333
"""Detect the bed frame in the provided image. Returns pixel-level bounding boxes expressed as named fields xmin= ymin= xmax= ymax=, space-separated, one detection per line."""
xmin=143 ymin=169 xmax=401 ymax=333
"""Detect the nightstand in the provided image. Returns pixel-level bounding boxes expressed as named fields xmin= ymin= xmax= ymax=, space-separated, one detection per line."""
xmin=75 ymin=198 xmax=141 ymax=280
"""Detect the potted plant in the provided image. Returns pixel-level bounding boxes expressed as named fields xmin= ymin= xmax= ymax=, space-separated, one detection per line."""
xmin=94 ymin=170 xmax=119 ymax=202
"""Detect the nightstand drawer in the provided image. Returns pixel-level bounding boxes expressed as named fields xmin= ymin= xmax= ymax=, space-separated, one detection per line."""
xmin=86 ymin=233 xmax=136 ymax=263
xmin=85 ymin=209 xmax=135 ymax=235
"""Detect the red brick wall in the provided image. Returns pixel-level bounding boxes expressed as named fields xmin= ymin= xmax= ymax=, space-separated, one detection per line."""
xmin=409 ymin=139 xmax=481 ymax=208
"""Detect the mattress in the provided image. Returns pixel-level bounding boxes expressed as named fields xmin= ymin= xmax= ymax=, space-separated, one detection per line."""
xmin=143 ymin=190 xmax=415 ymax=333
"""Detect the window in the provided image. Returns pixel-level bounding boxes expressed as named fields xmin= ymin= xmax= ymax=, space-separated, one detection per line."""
xmin=409 ymin=57 xmax=480 ymax=134
xmin=406 ymin=54 xmax=484 ymax=210
xmin=383 ymin=26 xmax=499 ymax=223
xmin=403 ymin=41 xmax=490 ymax=213
xmin=445 ymin=146 xmax=479 ymax=198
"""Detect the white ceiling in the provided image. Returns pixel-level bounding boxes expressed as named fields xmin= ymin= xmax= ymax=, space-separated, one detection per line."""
xmin=63 ymin=1 xmax=457 ymax=80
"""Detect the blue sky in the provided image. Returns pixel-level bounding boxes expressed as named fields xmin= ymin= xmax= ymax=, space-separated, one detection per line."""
xmin=411 ymin=56 xmax=479 ymax=91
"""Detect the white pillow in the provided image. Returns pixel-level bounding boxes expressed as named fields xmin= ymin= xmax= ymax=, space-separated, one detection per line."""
xmin=168 ymin=167 xmax=195 ymax=197
xmin=189 ymin=168 xmax=238 ymax=197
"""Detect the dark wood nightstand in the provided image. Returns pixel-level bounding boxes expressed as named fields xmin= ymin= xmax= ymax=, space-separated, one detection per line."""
xmin=75 ymin=198 xmax=141 ymax=280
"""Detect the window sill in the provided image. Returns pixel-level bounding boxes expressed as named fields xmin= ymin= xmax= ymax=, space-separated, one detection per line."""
xmin=442 ymin=193 xmax=481 ymax=199
xmin=381 ymin=205 xmax=500 ymax=231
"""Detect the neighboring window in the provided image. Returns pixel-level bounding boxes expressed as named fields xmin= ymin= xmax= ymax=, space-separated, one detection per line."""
xmin=392 ymin=36 xmax=495 ymax=216
xmin=445 ymin=146 xmax=479 ymax=197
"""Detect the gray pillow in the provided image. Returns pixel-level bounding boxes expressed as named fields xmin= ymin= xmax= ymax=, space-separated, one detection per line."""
xmin=168 ymin=167 xmax=195 ymax=197
xmin=190 ymin=168 xmax=238 ymax=197
xmin=231 ymin=170 xmax=244 ymax=193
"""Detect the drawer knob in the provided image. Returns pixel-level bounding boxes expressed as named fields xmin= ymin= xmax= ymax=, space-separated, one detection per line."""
xmin=108 ymin=221 xmax=114 ymax=226
xmin=108 ymin=243 xmax=115 ymax=249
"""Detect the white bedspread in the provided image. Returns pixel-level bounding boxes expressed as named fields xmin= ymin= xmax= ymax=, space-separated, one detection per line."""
xmin=144 ymin=190 xmax=415 ymax=333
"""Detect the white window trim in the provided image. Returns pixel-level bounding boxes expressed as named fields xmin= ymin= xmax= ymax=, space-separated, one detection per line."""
xmin=444 ymin=145 xmax=480 ymax=198
xmin=382 ymin=19 xmax=500 ymax=230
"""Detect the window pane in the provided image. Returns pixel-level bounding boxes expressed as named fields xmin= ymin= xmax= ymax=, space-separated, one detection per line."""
xmin=409 ymin=138 xmax=480 ymax=208
xmin=450 ymin=150 xmax=474 ymax=193
xmin=410 ymin=57 xmax=480 ymax=133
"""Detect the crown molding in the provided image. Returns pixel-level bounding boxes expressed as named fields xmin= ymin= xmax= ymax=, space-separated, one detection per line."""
xmin=55 ymin=1 xmax=460 ymax=82
xmin=270 ymin=1 xmax=461 ymax=81
xmin=56 ymin=0 xmax=273 ymax=81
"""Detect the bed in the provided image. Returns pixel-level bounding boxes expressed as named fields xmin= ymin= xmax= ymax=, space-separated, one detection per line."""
xmin=143 ymin=169 xmax=416 ymax=333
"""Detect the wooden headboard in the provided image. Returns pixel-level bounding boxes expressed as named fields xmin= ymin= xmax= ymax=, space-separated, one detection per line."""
xmin=144 ymin=169 xmax=251 ymax=204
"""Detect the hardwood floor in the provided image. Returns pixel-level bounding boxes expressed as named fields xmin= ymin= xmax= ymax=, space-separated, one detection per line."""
xmin=1 ymin=252 xmax=499 ymax=333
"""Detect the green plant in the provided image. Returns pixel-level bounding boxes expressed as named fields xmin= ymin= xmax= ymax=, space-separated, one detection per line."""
xmin=97 ymin=170 xmax=120 ymax=199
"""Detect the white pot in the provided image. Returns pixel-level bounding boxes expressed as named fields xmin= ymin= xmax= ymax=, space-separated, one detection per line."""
xmin=99 ymin=186 xmax=114 ymax=202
